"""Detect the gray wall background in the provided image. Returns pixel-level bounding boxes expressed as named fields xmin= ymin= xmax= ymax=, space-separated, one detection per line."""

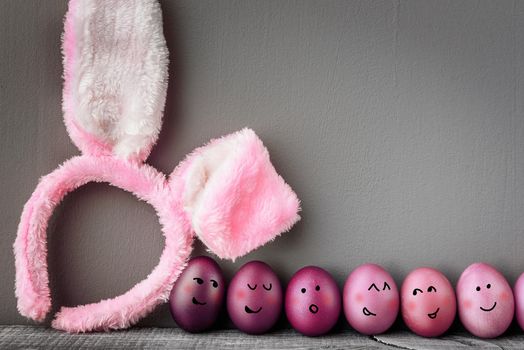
xmin=1 ymin=0 xmax=523 ymax=327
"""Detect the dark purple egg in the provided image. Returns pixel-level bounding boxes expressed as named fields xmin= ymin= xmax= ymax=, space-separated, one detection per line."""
xmin=285 ymin=266 xmax=341 ymax=336
xmin=169 ymin=256 xmax=225 ymax=332
xmin=227 ymin=261 xmax=283 ymax=334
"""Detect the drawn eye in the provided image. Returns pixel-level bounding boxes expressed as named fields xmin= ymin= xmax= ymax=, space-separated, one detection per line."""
xmin=476 ymin=286 xmax=481 ymax=291
xmin=263 ymin=283 xmax=272 ymax=291
xmin=486 ymin=284 xmax=491 ymax=289
xmin=413 ymin=288 xmax=423 ymax=296
xmin=315 ymin=285 xmax=320 ymax=291
xmin=247 ymin=283 xmax=257 ymax=290
xmin=210 ymin=279 xmax=218 ymax=288
xmin=427 ymin=286 xmax=437 ymax=293
xmin=301 ymin=288 xmax=306 ymax=293
xmin=368 ymin=283 xmax=380 ymax=292
xmin=383 ymin=282 xmax=391 ymax=291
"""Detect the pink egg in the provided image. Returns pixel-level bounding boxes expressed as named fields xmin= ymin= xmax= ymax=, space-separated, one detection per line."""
xmin=285 ymin=266 xmax=341 ymax=336
xmin=457 ymin=263 xmax=514 ymax=338
xmin=343 ymin=263 xmax=399 ymax=335
xmin=227 ymin=261 xmax=283 ymax=334
xmin=169 ymin=256 xmax=225 ymax=332
xmin=515 ymin=272 xmax=524 ymax=331
xmin=401 ymin=267 xmax=456 ymax=337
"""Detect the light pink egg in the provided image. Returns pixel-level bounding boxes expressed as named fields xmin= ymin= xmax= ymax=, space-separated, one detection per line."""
xmin=515 ymin=272 xmax=524 ymax=331
xmin=343 ymin=264 xmax=399 ymax=335
xmin=401 ymin=267 xmax=456 ymax=337
xmin=457 ymin=263 xmax=514 ymax=338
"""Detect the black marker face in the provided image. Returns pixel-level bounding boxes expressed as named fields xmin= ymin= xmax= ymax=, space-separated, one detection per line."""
xmin=245 ymin=305 xmax=262 ymax=314
xmin=300 ymin=285 xmax=322 ymax=314
xmin=362 ymin=307 xmax=377 ymax=316
xmin=360 ymin=281 xmax=395 ymax=317
xmin=480 ymin=302 xmax=497 ymax=312
xmin=427 ymin=307 xmax=440 ymax=319
xmin=475 ymin=284 xmax=498 ymax=312
xmin=411 ymin=285 xmax=441 ymax=319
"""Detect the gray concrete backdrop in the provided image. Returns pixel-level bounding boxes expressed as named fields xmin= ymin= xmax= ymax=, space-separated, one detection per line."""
xmin=1 ymin=0 xmax=523 ymax=327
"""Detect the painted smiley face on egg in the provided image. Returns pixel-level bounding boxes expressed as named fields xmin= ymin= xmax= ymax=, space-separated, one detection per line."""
xmin=456 ymin=263 xmax=514 ymax=338
xmin=227 ymin=261 xmax=283 ymax=334
xmin=401 ymin=267 xmax=456 ymax=337
xmin=285 ymin=266 xmax=341 ymax=336
xmin=343 ymin=264 xmax=399 ymax=335
xmin=169 ymin=256 xmax=225 ymax=332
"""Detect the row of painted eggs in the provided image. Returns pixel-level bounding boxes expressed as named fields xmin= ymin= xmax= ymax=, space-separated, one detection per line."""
xmin=169 ymin=257 xmax=524 ymax=338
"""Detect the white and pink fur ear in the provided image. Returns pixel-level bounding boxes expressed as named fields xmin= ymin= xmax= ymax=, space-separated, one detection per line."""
xmin=63 ymin=0 xmax=168 ymax=162
xmin=173 ymin=129 xmax=300 ymax=260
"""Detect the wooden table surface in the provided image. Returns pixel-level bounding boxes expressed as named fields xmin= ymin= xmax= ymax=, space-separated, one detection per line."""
xmin=1 ymin=326 xmax=524 ymax=349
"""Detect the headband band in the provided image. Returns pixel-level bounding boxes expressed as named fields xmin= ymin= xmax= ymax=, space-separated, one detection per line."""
xmin=14 ymin=0 xmax=300 ymax=333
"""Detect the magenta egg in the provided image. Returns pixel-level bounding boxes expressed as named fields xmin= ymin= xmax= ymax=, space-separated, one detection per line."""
xmin=285 ymin=266 xmax=341 ymax=336
xmin=401 ymin=267 xmax=456 ymax=337
xmin=169 ymin=256 xmax=225 ymax=332
xmin=343 ymin=263 xmax=399 ymax=335
xmin=227 ymin=261 xmax=282 ymax=334
xmin=515 ymin=272 xmax=524 ymax=331
xmin=457 ymin=263 xmax=514 ymax=338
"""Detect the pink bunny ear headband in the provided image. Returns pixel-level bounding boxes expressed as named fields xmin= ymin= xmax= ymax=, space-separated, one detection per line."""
xmin=14 ymin=0 xmax=300 ymax=333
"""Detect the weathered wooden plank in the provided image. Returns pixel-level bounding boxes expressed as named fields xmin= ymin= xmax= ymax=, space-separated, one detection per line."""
xmin=1 ymin=326 xmax=524 ymax=350
xmin=0 ymin=326 xmax=386 ymax=350
xmin=374 ymin=331 xmax=524 ymax=350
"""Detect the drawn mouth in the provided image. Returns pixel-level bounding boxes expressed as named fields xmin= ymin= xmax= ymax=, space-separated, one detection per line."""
xmin=480 ymin=302 xmax=497 ymax=312
xmin=362 ymin=307 xmax=377 ymax=317
xmin=245 ymin=305 xmax=262 ymax=314
xmin=192 ymin=297 xmax=206 ymax=305
xmin=427 ymin=307 xmax=440 ymax=319
xmin=309 ymin=304 xmax=319 ymax=314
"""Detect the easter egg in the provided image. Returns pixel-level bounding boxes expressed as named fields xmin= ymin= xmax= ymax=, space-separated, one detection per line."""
xmin=515 ymin=272 xmax=524 ymax=331
xmin=169 ymin=256 xmax=225 ymax=332
xmin=457 ymin=263 xmax=514 ymax=338
xmin=227 ymin=261 xmax=283 ymax=334
xmin=401 ymin=267 xmax=456 ymax=337
xmin=285 ymin=266 xmax=341 ymax=336
xmin=343 ymin=263 xmax=399 ymax=335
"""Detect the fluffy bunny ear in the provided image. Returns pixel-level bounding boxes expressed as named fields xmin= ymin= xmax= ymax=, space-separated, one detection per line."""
xmin=62 ymin=0 xmax=169 ymax=162
xmin=172 ymin=129 xmax=301 ymax=260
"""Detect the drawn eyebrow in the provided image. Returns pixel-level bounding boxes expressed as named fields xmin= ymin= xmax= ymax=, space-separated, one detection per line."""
xmin=368 ymin=283 xmax=380 ymax=291
xmin=247 ymin=283 xmax=257 ymax=290
xmin=413 ymin=288 xmax=423 ymax=296
xmin=263 ymin=283 xmax=272 ymax=291
xmin=383 ymin=282 xmax=391 ymax=290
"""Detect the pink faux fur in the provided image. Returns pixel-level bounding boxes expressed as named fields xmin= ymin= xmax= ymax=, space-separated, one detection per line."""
xmin=14 ymin=0 xmax=300 ymax=333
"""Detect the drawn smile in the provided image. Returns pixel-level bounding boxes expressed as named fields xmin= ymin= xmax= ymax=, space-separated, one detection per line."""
xmin=309 ymin=304 xmax=319 ymax=314
xmin=362 ymin=307 xmax=377 ymax=317
xmin=480 ymin=302 xmax=497 ymax=312
xmin=427 ymin=307 xmax=440 ymax=319
xmin=245 ymin=305 xmax=262 ymax=314
xmin=192 ymin=297 xmax=206 ymax=305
